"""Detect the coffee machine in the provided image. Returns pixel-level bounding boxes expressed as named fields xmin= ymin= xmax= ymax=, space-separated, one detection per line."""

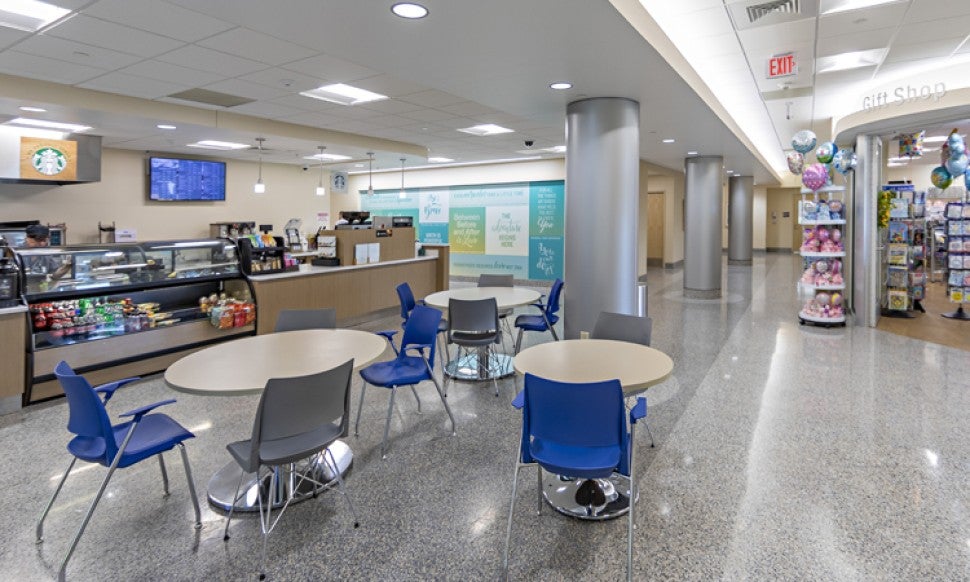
xmin=0 ymin=251 xmax=20 ymax=307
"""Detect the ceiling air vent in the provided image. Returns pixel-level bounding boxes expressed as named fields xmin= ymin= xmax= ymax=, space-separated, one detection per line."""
xmin=166 ymin=89 xmax=255 ymax=108
xmin=746 ymin=0 xmax=799 ymax=24
xmin=727 ymin=0 xmax=817 ymax=30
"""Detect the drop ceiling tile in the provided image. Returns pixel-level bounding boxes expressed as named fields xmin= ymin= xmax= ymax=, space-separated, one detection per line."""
xmin=738 ymin=19 xmax=816 ymax=51
xmin=12 ymin=35 xmax=143 ymax=70
xmin=157 ymin=45 xmax=268 ymax=77
xmin=239 ymin=68 xmax=322 ymax=92
xmin=896 ymin=15 xmax=970 ymax=40
xmin=276 ymin=111 xmax=347 ymax=128
xmin=0 ymin=51 xmax=106 ymax=84
xmin=229 ymin=101 xmax=306 ymax=119
xmin=81 ymin=0 xmax=235 ymax=43
xmin=78 ymin=71 xmax=190 ymax=99
xmin=440 ymin=102 xmax=501 ymax=117
xmin=818 ymin=2 xmax=910 ymax=37
xmin=400 ymin=108 xmax=458 ymax=123
xmin=906 ymin=0 xmax=970 ymax=23
xmin=281 ymin=54 xmax=379 ymax=82
xmin=44 ymin=14 xmax=184 ymax=58
xmin=268 ymin=93 xmax=342 ymax=112
xmin=431 ymin=117 xmax=482 ymax=130
xmin=356 ymin=99 xmax=425 ymax=115
xmin=397 ymin=90 xmax=467 ymax=108
xmin=119 ymin=60 xmax=226 ymax=87
xmin=202 ymin=78 xmax=290 ymax=101
xmin=819 ymin=27 xmax=897 ymax=56
xmin=197 ymin=28 xmax=317 ymax=66
xmin=399 ymin=122 xmax=450 ymax=134
xmin=0 ymin=28 xmax=29 ymax=50
xmin=351 ymin=74 xmax=429 ymax=98
xmin=366 ymin=114 xmax=423 ymax=129
xmin=667 ymin=7 xmax=734 ymax=42
xmin=884 ymin=38 xmax=963 ymax=63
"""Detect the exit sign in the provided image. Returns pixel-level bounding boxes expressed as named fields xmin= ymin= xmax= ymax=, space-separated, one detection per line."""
xmin=767 ymin=53 xmax=797 ymax=79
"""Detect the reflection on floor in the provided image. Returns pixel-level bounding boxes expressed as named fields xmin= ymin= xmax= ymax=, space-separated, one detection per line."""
xmin=876 ymin=282 xmax=970 ymax=352
xmin=1 ymin=254 xmax=968 ymax=580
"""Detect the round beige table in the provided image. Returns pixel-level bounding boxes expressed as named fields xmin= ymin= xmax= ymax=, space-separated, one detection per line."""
xmin=425 ymin=287 xmax=543 ymax=381
xmin=165 ymin=329 xmax=387 ymax=512
xmin=513 ymin=339 xmax=674 ymax=520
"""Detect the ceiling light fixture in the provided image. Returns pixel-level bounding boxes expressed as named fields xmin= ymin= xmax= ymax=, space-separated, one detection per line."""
xmin=187 ymin=140 xmax=250 ymax=150
xmin=457 ymin=123 xmax=514 ymax=136
xmin=367 ymin=152 xmax=375 ymax=196
xmin=299 ymin=83 xmax=388 ymax=106
xmin=0 ymin=0 xmax=71 ymax=33
xmin=391 ymin=2 xmax=428 ymax=19
xmin=399 ymin=157 xmax=407 ymax=199
xmin=254 ymin=137 xmax=266 ymax=194
xmin=428 ymin=156 xmax=454 ymax=163
xmin=816 ymin=48 xmax=888 ymax=74
xmin=549 ymin=82 xmax=572 ymax=90
xmin=316 ymin=145 xmax=327 ymax=197
xmin=6 ymin=117 xmax=89 ymax=133
xmin=156 ymin=124 xmax=176 ymax=130
xmin=19 ymin=106 xmax=46 ymax=113
xmin=662 ymin=138 xmax=675 ymax=144
xmin=687 ymin=151 xmax=699 ymax=155
xmin=302 ymin=152 xmax=352 ymax=161
xmin=923 ymin=135 xmax=949 ymax=144
xmin=820 ymin=0 xmax=906 ymax=15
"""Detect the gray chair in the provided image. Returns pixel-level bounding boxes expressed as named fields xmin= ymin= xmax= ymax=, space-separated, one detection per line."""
xmin=592 ymin=311 xmax=653 ymax=346
xmin=477 ymin=274 xmax=515 ymax=349
xmin=274 ymin=308 xmax=337 ymax=332
xmin=447 ymin=297 xmax=502 ymax=397
xmin=591 ymin=311 xmax=655 ymax=447
xmin=223 ymin=359 xmax=359 ymax=580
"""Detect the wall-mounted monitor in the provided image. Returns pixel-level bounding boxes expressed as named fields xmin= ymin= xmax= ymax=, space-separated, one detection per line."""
xmin=149 ymin=157 xmax=226 ymax=201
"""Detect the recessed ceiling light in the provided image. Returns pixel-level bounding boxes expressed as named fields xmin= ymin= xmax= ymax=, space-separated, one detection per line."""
xmin=391 ymin=2 xmax=428 ymax=19
xmin=303 ymin=153 xmax=352 ymax=161
xmin=354 ymin=163 xmax=365 ymax=168
xmin=457 ymin=124 xmax=514 ymax=136
xmin=687 ymin=151 xmax=699 ymax=155
xmin=428 ymin=157 xmax=454 ymax=163
xmin=6 ymin=117 xmax=89 ymax=132
xmin=923 ymin=135 xmax=949 ymax=143
xmin=186 ymin=140 xmax=250 ymax=150
xmin=19 ymin=106 xmax=46 ymax=113
xmin=0 ymin=0 xmax=71 ymax=33
xmin=820 ymin=0 xmax=906 ymax=15
xmin=299 ymin=83 xmax=388 ymax=106
xmin=816 ymin=48 xmax=887 ymax=74
xmin=156 ymin=124 xmax=177 ymax=130
xmin=549 ymin=82 xmax=572 ymax=90
xmin=662 ymin=138 xmax=675 ymax=144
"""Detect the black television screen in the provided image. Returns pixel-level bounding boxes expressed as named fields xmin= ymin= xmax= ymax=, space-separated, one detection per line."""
xmin=149 ymin=157 xmax=226 ymax=201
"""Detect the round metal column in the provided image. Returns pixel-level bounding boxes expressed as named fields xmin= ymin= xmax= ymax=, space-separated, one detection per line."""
xmin=853 ymin=134 xmax=881 ymax=327
xmin=727 ymin=175 xmax=753 ymax=265
xmin=564 ymin=97 xmax=639 ymax=339
xmin=684 ymin=156 xmax=724 ymax=298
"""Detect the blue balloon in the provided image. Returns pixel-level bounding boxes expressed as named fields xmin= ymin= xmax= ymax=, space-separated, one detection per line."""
xmin=966 ymin=168 xmax=970 ymax=190
xmin=945 ymin=153 xmax=968 ymax=177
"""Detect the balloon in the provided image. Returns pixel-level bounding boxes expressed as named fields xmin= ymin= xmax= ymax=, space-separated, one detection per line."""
xmin=965 ymin=168 xmax=970 ymax=190
xmin=787 ymin=151 xmax=805 ymax=175
xmin=832 ymin=149 xmax=857 ymax=174
xmin=817 ymin=227 xmax=830 ymax=242
xmin=945 ymin=153 xmax=968 ymax=176
xmin=815 ymin=260 xmax=829 ymax=273
xmin=951 ymin=140 xmax=966 ymax=156
xmin=831 ymin=228 xmax=842 ymax=243
xmin=816 ymin=292 xmax=831 ymax=306
xmin=815 ymin=142 xmax=838 ymax=164
xmin=930 ymin=166 xmax=952 ymax=189
xmin=802 ymin=163 xmax=828 ymax=192
xmin=831 ymin=292 xmax=843 ymax=306
xmin=792 ymin=130 xmax=817 ymax=154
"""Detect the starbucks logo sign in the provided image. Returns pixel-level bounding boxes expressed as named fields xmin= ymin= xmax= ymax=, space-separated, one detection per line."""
xmin=32 ymin=147 xmax=68 ymax=176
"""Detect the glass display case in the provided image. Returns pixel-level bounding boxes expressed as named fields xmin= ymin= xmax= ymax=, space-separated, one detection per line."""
xmin=12 ymin=238 xmax=255 ymax=403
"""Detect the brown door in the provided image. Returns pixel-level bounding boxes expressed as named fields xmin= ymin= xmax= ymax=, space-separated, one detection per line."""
xmin=792 ymin=194 xmax=802 ymax=252
xmin=647 ymin=192 xmax=664 ymax=266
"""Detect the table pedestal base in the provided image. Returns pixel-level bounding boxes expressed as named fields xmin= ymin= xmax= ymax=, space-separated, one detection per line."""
xmin=541 ymin=472 xmax=634 ymax=520
xmin=207 ymin=440 xmax=352 ymax=512
xmin=444 ymin=353 xmax=514 ymax=381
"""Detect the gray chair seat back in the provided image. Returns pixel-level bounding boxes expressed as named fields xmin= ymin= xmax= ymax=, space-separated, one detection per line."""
xmin=274 ymin=308 xmax=337 ymax=332
xmin=478 ymin=274 xmax=514 ymax=287
xmin=448 ymin=298 xmax=500 ymax=345
xmin=592 ymin=312 xmax=653 ymax=346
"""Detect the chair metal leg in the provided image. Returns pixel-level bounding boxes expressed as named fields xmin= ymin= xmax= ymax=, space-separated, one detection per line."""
xmin=488 ymin=346 xmax=500 ymax=397
xmin=423 ymin=356 xmax=457 ymax=436
xmin=381 ymin=387 xmax=398 ymax=459
xmin=354 ymin=381 xmax=368 ymax=437
xmin=258 ymin=468 xmax=276 ymax=581
xmin=324 ymin=449 xmax=360 ymax=528
xmin=36 ymin=457 xmax=77 ymax=543
xmin=627 ymin=423 xmax=638 ymax=582
xmin=223 ymin=468 xmax=246 ymax=541
xmin=503 ymin=429 xmax=526 ymax=578
xmin=644 ymin=423 xmax=655 ymax=448
xmin=437 ymin=331 xmax=448 ymax=378
xmin=514 ymin=329 xmax=524 ymax=354
xmin=177 ymin=443 xmax=202 ymax=529
xmin=536 ymin=465 xmax=543 ymax=515
xmin=158 ymin=453 xmax=170 ymax=496
xmin=409 ymin=385 xmax=422 ymax=413
xmin=58 ymin=423 xmax=138 ymax=582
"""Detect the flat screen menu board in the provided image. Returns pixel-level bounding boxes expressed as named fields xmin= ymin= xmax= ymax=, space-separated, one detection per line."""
xmin=149 ymin=157 xmax=226 ymax=201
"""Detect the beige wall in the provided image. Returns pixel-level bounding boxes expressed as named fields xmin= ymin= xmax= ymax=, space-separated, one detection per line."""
xmin=0 ymin=148 xmax=333 ymax=243
xmin=642 ymin=166 xmax=685 ymax=266
xmin=765 ymin=187 xmax=800 ymax=250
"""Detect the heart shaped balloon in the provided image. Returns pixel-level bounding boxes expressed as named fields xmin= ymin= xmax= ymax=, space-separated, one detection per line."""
xmin=931 ymin=166 xmax=952 ymax=189
xmin=802 ymin=163 xmax=828 ymax=192
xmin=787 ymin=151 xmax=805 ymax=175
xmin=945 ymin=153 xmax=968 ymax=176
xmin=815 ymin=142 xmax=838 ymax=164
xmin=792 ymin=130 xmax=817 ymax=154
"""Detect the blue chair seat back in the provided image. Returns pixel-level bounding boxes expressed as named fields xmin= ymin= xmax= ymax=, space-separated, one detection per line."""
xmin=400 ymin=304 xmax=442 ymax=364
xmin=56 ymin=361 xmax=120 ymax=465
xmin=396 ymin=282 xmax=418 ymax=323
xmin=545 ymin=278 xmax=564 ymax=318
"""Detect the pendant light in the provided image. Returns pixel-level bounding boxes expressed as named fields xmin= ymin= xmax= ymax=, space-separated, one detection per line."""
xmin=315 ymin=145 xmax=326 ymax=196
xmin=398 ymin=157 xmax=406 ymax=199
xmin=253 ymin=137 xmax=266 ymax=194
xmin=366 ymin=152 xmax=375 ymax=196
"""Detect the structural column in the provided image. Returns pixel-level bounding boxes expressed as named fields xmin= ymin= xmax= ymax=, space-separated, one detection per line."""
xmin=564 ymin=97 xmax=639 ymax=339
xmin=683 ymin=156 xmax=723 ymax=298
xmin=853 ymin=134 xmax=880 ymax=327
xmin=727 ymin=175 xmax=753 ymax=265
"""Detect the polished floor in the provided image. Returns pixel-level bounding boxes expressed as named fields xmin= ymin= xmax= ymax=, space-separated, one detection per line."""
xmin=2 ymin=254 xmax=969 ymax=581
xmin=876 ymin=282 xmax=970 ymax=352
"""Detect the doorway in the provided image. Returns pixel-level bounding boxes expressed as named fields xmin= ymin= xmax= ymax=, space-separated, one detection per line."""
xmin=647 ymin=192 xmax=664 ymax=266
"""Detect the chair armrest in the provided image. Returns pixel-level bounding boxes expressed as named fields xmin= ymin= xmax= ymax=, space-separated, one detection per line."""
xmin=511 ymin=390 xmax=525 ymax=409
xmin=119 ymin=399 xmax=176 ymax=422
xmin=630 ymin=397 xmax=647 ymax=424
xmin=402 ymin=342 xmax=433 ymax=356
xmin=376 ymin=330 xmax=399 ymax=355
xmin=94 ymin=376 xmax=140 ymax=403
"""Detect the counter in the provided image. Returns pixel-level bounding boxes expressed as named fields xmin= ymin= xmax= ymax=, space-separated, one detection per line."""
xmin=0 ymin=309 xmax=26 ymax=413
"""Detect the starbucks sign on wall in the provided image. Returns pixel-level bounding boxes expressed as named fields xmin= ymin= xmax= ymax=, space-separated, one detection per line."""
xmin=19 ymin=137 xmax=77 ymax=181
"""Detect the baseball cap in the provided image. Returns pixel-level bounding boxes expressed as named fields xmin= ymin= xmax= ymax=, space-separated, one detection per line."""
xmin=25 ymin=225 xmax=50 ymax=239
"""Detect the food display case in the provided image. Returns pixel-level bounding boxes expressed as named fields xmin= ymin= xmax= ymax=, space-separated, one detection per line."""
xmin=13 ymin=238 xmax=255 ymax=403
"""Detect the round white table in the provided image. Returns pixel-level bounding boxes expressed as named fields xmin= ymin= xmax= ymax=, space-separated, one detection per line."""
xmin=425 ymin=287 xmax=543 ymax=381
xmin=165 ymin=329 xmax=387 ymax=512
xmin=513 ymin=339 xmax=674 ymax=520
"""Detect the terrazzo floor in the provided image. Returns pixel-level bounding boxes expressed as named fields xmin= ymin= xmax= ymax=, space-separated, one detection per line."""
xmin=2 ymin=253 xmax=968 ymax=581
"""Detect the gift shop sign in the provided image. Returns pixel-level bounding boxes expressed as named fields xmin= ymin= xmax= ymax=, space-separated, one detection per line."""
xmin=766 ymin=52 xmax=797 ymax=79
xmin=862 ymin=82 xmax=946 ymax=112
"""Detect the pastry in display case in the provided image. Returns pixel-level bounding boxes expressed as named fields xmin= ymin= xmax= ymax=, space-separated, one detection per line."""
xmin=12 ymin=238 xmax=255 ymax=403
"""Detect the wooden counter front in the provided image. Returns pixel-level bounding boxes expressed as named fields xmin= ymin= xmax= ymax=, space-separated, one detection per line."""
xmin=0 ymin=310 xmax=26 ymax=403
xmin=248 ymin=254 xmax=448 ymax=334
xmin=320 ymin=227 xmax=416 ymax=266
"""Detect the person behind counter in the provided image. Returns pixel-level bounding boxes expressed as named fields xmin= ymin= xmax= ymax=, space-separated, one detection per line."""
xmin=22 ymin=225 xmax=71 ymax=280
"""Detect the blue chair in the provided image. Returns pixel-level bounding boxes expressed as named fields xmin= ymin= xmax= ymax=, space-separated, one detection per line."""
xmin=513 ymin=278 xmax=563 ymax=353
xmin=502 ymin=373 xmax=646 ymax=581
xmin=39 ymin=361 xmax=202 ymax=581
xmin=396 ymin=282 xmax=448 ymax=373
xmin=355 ymin=305 xmax=456 ymax=459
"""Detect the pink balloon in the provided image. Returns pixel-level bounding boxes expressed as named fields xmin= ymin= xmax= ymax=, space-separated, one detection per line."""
xmin=832 ymin=228 xmax=842 ymax=243
xmin=802 ymin=163 xmax=828 ymax=192
xmin=817 ymin=227 xmax=830 ymax=242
